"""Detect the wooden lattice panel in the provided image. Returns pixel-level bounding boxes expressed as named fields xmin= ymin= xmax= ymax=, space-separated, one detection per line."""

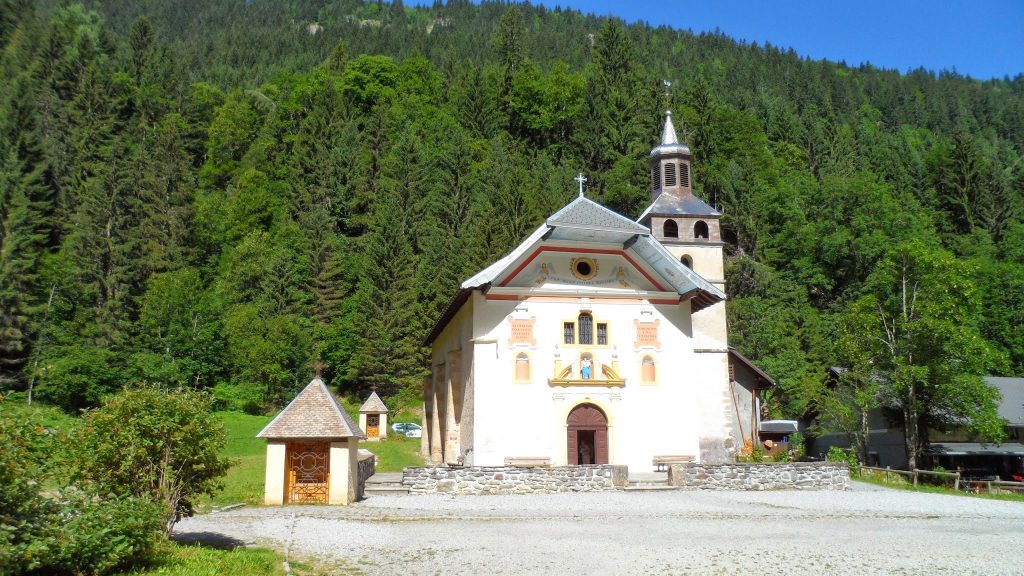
xmin=634 ymin=319 xmax=661 ymax=349
xmin=287 ymin=441 xmax=329 ymax=504
xmin=508 ymin=317 xmax=536 ymax=347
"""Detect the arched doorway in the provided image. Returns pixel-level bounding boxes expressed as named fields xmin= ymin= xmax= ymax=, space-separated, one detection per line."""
xmin=567 ymin=404 xmax=608 ymax=465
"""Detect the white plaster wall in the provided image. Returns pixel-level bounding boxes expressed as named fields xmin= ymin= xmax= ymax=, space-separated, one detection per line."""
xmin=263 ymin=441 xmax=286 ymax=505
xmin=465 ymin=295 xmax=726 ymax=471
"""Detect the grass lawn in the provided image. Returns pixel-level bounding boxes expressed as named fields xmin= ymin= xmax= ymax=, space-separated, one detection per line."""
xmin=196 ymin=411 xmax=273 ymax=510
xmin=117 ymin=543 xmax=287 ymax=576
xmin=855 ymin=469 xmax=1024 ymax=502
xmin=363 ymin=433 xmax=424 ymax=470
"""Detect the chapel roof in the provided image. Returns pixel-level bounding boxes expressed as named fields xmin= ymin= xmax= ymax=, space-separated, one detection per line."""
xmin=425 ymin=189 xmax=727 ymax=344
xmin=638 ymin=192 xmax=721 ymax=220
xmin=547 ymin=195 xmax=650 ymax=234
xmin=359 ymin=391 xmax=388 ymax=414
xmin=257 ymin=378 xmax=365 ymax=439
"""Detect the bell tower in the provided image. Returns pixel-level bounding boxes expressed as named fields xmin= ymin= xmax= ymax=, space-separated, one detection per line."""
xmin=637 ymin=109 xmax=727 ymax=343
xmin=649 ymin=111 xmax=694 ymax=202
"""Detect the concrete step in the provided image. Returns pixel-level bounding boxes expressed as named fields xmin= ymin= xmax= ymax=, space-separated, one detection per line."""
xmin=364 ymin=487 xmax=410 ymax=496
xmin=623 ymin=485 xmax=677 ymax=491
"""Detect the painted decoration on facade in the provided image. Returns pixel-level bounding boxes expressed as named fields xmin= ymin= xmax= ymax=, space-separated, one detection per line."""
xmin=508 ymin=316 xmax=537 ymax=347
xmin=529 ymin=261 xmax=635 ymax=288
xmin=634 ymin=319 xmax=661 ymax=349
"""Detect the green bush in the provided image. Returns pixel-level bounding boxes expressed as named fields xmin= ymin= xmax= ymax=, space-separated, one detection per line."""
xmin=47 ymin=495 xmax=163 ymax=575
xmin=74 ymin=386 xmax=232 ymax=533
xmin=0 ymin=396 xmax=164 ymax=575
xmin=825 ymin=446 xmax=859 ymax=473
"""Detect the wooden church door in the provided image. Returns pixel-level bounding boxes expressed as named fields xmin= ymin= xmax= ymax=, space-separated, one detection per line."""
xmin=286 ymin=441 xmax=329 ymax=504
xmin=567 ymin=404 xmax=609 ymax=465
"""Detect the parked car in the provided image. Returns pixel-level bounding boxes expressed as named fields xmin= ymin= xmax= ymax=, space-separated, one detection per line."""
xmin=391 ymin=422 xmax=422 ymax=438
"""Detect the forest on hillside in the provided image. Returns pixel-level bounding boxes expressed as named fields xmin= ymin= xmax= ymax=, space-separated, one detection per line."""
xmin=1 ymin=0 xmax=1022 ymax=459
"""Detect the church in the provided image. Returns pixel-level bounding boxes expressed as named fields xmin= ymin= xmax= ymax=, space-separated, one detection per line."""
xmin=422 ymin=112 xmax=771 ymax=471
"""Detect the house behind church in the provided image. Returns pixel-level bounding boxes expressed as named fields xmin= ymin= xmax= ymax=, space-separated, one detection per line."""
xmin=422 ymin=112 xmax=774 ymax=471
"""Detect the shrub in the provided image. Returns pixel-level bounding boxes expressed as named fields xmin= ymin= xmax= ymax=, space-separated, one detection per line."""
xmin=73 ymin=385 xmax=232 ymax=533
xmin=48 ymin=494 xmax=163 ymax=575
xmin=826 ymin=446 xmax=859 ymax=474
xmin=0 ymin=395 xmax=164 ymax=575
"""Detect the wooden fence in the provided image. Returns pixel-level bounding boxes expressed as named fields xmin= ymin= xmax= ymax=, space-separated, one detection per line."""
xmin=859 ymin=465 xmax=1024 ymax=494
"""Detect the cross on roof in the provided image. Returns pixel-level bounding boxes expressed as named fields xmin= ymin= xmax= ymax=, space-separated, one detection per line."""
xmin=311 ymin=357 xmax=327 ymax=378
xmin=574 ymin=172 xmax=587 ymax=197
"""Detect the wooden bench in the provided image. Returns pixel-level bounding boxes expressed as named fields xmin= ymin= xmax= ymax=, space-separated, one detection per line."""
xmin=504 ymin=457 xmax=551 ymax=467
xmin=653 ymin=455 xmax=695 ymax=471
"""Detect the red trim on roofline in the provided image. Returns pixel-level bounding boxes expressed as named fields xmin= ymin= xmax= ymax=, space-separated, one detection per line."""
xmin=498 ymin=246 xmax=666 ymax=291
xmin=485 ymin=294 xmax=520 ymax=301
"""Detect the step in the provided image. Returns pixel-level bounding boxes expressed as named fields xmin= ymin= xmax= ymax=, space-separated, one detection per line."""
xmin=364 ymin=485 xmax=410 ymax=494
xmin=623 ymin=485 xmax=677 ymax=491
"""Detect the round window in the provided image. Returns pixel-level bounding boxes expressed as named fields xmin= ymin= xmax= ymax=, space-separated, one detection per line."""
xmin=571 ymin=257 xmax=598 ymax=281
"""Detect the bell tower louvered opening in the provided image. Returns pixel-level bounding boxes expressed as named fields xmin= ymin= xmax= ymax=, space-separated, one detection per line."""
xmin=680 ymin=162 xmax=690 ymax=188
xmin=664 ymin=162 xmax=677 ymax=187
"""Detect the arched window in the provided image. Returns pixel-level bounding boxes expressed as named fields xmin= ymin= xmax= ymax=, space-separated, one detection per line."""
xmin=694 ymin=220 xmax=709 ymax=239
xmin=641 ymin=356 xmax=656 ymax=384
xmin=680 ymin=255 xmax=692 ymax=269
xmin=578 ymin=313 xmax=593 ymax=345
xmin=515 ymin=353 xmax=530 ymax=381
xmin=663 ymin=220 xmax=679 ymax=238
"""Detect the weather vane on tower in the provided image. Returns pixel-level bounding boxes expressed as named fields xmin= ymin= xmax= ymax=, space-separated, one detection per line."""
xmin=662 ymin=79 xmax=672 ymax=110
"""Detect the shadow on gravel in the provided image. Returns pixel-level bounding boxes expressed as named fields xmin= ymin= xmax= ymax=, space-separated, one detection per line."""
xmin=172 ymin=531 xmax=249 ymax=550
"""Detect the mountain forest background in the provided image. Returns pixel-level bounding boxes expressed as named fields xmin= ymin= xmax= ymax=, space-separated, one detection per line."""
xmin=2 ymin=0 xmax=1022 ymax=448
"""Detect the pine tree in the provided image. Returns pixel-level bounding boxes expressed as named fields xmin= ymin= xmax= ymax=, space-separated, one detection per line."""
xmin=0 ymin=151 xmax=48 ymax=387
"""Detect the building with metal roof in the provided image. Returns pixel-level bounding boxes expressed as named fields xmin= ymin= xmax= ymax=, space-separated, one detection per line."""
xmin=422 ymin=112 xmax=774 ymax=470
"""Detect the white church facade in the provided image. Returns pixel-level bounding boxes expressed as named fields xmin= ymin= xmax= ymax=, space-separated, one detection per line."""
xmin=423 ymin=112 xmax=769 ymax=471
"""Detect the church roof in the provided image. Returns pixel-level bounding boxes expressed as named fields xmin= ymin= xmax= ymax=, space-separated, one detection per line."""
xmin=359 ymin=391 xmax=388 ymax=414
xmin=547 ymin=195 xmax=650 ymax=234
xmin=425 ymin=191 xmax=727 ymax=345
xmin=638 ymin=192 xmax=721 ymax=220
xmin=257 ymin=378 xmax=365 ymax=439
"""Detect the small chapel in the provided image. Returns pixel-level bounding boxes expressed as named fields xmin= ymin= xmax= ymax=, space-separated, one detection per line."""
xmin=422 ymin=111 xmax=772 ymax=471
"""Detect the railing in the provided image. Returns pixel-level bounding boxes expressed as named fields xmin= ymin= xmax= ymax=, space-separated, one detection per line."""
xmin=860 ymin=465 xmax=1024 ymax=494
xmin=859 ymin=465 xmax=960 ymax=489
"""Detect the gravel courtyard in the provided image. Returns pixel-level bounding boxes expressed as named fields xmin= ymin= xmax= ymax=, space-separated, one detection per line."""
xmin=177 ymin=483 xmax=1024 ymax=575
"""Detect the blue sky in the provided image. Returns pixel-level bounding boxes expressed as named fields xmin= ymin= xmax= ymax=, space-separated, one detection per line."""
xmin=430 ymin=1 xmax=1024 ymax=80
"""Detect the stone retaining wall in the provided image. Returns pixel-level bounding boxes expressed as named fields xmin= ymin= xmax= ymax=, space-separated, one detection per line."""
xmin=357 ymin=449 xmax=376 ymax=500
xmin=402 ymin=465 xmax=629 ymax=495
xmin=668 ymin=461 xmax=849 ymax=490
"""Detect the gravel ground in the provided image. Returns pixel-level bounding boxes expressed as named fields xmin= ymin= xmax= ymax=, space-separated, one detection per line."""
xmin=177 ymin=483 xmax=1024 ymax=575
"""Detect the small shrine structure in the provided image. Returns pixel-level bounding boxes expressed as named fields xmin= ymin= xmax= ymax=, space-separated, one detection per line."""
xmin=257 ymin=375 xmax=365 ymax=505
xmin=359 ymin=390 xmax=389 ymax=441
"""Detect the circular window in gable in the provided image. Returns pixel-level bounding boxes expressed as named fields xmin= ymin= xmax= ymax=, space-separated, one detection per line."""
xmin=571 ymin=257 xmax=599 ymax=281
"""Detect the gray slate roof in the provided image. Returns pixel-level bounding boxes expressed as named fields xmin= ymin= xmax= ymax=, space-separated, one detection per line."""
xmin=359 ymin=391 xmax=388 ymax=414
xmin=638 ymin=192 xmax=721 ymax=219
xmin=547 ymin=195 xmax=649 ymax=234
xmin=985 ymin=376 xmax=1024 ymax=426
xmin=257 ymin=378 xmax=365 ymax=439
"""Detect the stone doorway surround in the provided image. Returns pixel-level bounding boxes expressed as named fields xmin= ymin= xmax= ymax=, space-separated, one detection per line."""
xmin=567 ymin=403 xmax=609 ymax=465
